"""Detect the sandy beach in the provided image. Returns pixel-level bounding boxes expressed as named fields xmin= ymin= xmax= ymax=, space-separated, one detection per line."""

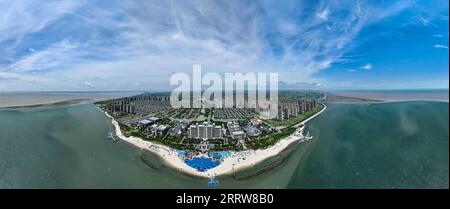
xmin=103 ymin=104 xmax=327 ymax=179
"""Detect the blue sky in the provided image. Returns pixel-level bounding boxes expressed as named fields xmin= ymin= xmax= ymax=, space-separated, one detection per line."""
xmin=0 ymin=0 xmax=448 ymax=91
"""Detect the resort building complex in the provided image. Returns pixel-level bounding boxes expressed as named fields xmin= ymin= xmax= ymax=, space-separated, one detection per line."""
xmin=188 ymin=122 xmax=223 ymax=139
xmin=97 ymin=92 xmax=324 ymax=153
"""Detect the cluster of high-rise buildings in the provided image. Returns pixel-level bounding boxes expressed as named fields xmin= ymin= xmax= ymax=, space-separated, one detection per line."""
xmin=110 ymin=100 xmax=135 ymax=114
xmin=108 ymin=93 xmax=319 ymax=131
xmin=128 ymin=94 xmax=170 ymax=101
xmin=188 ymin=122 xmax=223 ymax=139
xmin=109 ymin=94 xmax=171 ymax=115
xmin=277 ymin=100 xmax=317 ymax=121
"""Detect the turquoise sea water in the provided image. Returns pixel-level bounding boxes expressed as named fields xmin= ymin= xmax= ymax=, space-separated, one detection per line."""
xmin=287 ymin=102 xmax=449 ymax=188
xmin=0 ymin=102 xmax=448 ymax=188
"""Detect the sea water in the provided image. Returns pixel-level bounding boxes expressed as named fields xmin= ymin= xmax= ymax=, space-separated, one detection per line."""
xmin=0 ymin=101 xmax=448 ymax=188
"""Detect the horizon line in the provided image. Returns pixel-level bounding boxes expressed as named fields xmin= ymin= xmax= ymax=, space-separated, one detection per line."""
xmin=0 ymin=88 xmax=449 ymax=93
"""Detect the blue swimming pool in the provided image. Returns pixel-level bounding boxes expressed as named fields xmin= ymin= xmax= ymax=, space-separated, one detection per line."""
xmin=209 ymin=151 xmax=231 ymax=161
xmin=184 ymin=157 xmax=220 ymax=172
xmin=177 ymin=151 xmax=185 ymax=158
xmin=210 ymin=152 xmax=222 ymax=160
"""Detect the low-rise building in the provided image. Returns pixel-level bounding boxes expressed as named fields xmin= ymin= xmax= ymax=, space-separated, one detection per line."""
xmin=148 ymin=116 xmax=160 ymax=123
xmin=243 ymin=125 xmax=261 ymax=137
xmin=156 ymin=125 xmax=167 ymax=135
xmin=228 ymin=122 xmax=247 ymax=139
xmin=138 ymin=119 xmax=153 ymax=127
xmin=231 ymin=130 xmax=246 ymax=139
xmin=149 ymin=124 xmax=158 ymax=134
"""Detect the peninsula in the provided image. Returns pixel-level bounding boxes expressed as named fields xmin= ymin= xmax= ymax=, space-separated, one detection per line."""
xmin=96 ymin=91 xmax=326 ymax=178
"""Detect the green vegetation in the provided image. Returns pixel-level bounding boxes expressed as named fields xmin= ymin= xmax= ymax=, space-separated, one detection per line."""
xmin=119 ymin=122 xmax=148 ymax=139
xmin=204 ymin=108 xmax=210 ymax=118
xmin=248 ymin=127 xmax=297 ymax=149
xmin=279 ymin=91 xmax=326 ymax=101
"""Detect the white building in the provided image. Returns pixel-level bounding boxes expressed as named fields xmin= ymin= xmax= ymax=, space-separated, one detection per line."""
xmin=231 ymin=130 xmax=246 ymax=139
xmin=188 ymin=122 xmax=222 ymax=139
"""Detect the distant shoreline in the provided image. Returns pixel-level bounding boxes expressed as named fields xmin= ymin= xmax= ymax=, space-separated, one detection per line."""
xmin=326 ymin=89 xmax=449 ymax=103
xmin=1 ymin=90 xmax=447 ymax=108
xmin=326 ymin=94 xmax=449 ymax=104
xmin=1 ymin=99 xmax=93 ymax=109
xmin=327 ymin=98 xmax=449 ymax=104
xmin=1 ymin=95 xmax=446 ymax=109
xmin=0 ymin=92 xmax=142 ymax=108
xmin=326 ymin=94 xmax=384 ymax=103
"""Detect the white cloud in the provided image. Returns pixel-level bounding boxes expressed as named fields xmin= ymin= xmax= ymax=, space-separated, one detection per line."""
xmin=278 ymin=81 xmax=326 ymax=90
xmin=0 ymin=0 xmax=417 ymax=91
xmin=361 ymin=63 xmax=373 ymax=70
xmin=0 ymin=0 xmax=82 ymax=43
xmin=84 ymin=81 xmax=96 ymax=88
xmin=434 ymin=44 xmax=449 ymax=50
xmin=418 ymin=16 xmax=431 ymax=26
xmin=316 ymin=8 xmax=330 ymax=21
xmin=0 ymin=71 xmax=51 ymax=83
xmin=10 ymin=40 xmax=78 ymax=72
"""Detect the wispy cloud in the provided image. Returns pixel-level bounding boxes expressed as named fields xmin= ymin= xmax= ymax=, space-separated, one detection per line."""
xmin=316 ymin=7 xmax=330 ymax=21
xmin=83 ymin=81 xmax=96 ymax=88
xmin=278 ymin=81 xmax=326 ymax=90
xmin=361 ymin=63 xmax=373 ymax=70
xmin=434 ymin=44 xmax=449 ymax=50
xmin=0 ymin=0 xmax=437 ymax=91
xmin=0 ymin=0 xmax=81 ymax=42
xmin=9 ymin=40 xmax=79 ymax=72
xmin=433 ymin=34 xmax=445 ymax=38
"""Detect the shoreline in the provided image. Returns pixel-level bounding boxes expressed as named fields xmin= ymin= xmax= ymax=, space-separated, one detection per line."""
xmin=0 ymin=92 xmax=143 ymax=109
xmin=326 ymin=92 xmax=449 ymax=104
xmin=102 ymin=105 xmax=327 ymax=179
xmin=0 ymin=99 xmax=94 ymax=109
xmin=327 ymin=99 xmax=449 ymax=105
xmin=104 ymin=110 xmax=204 ymax=177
